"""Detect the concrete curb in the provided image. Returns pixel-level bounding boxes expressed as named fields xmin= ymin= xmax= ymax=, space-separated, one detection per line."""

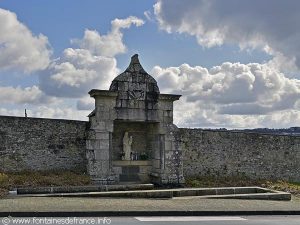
xmin=1 ymin=211 xmax=300 ymax=217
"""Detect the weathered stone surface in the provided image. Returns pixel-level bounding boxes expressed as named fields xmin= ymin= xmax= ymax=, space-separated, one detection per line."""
xmin=180 ymin=128 xmax=300 ymax=181
xmin=107 ymin=54 xmax=161 ymax=122
xmin=0 ymin=116 xmax=87 ymax=172
xmin=86 ymin=54 xmax=183 ymax=185
xmin=94 ymin=149 xmax=109 ymax=160
xmin=109 ymin=54 xmax=160 ymax=107
xmin=2 ymin=116 xmax=300 ymax=183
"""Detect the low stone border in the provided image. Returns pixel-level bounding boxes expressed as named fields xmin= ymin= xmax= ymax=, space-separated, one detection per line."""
xmin=16 ymin=183 xmax=154 ymax=194
xmin=14 ymin=186 xmax=291 ymax=201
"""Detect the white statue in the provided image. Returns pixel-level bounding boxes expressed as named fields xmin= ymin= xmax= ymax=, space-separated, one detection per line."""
xmin=123 ymin=132 xmax=133 ymax=160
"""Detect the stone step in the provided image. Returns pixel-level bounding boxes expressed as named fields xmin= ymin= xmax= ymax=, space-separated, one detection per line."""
xmin=16 ymin=183 xmax=154 ymax=195
xmin=14 ymin=186 xmax=291 ymax=201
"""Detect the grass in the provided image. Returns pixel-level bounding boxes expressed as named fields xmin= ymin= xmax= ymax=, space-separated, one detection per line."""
xmin=0 ymin=170 xmax=92 ymax=198
xmin=1 ymin=172 xmax=300 ymax=198
xmin=185 ymin=176 xmax=300 ymax=196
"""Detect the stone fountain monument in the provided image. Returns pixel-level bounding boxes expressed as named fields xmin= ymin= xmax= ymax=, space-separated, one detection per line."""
xmin=86 ymin=54 xmax=184 ymax=185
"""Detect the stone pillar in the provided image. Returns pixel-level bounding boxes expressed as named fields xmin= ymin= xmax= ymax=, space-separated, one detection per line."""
xmin=86 ymin=90 xmax=118 ymax=184
xmin=86 ymin=130 xmax=112 ymax=183
xmin=160 ymin=124 xmax=185 ymax=185
xmin=154 ymin=94 xmax=185 ymax=185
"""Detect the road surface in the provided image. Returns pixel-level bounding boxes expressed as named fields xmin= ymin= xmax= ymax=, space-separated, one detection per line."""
xmin=1 ymin=216 xmax=300 ymax=225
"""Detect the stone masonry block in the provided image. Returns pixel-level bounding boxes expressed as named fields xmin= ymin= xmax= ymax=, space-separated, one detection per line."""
xmin=112 ymin=166 xmax=122 ymax=175
xmin=152 ymin=159 xmax=161 ymax=169
xmin=147 ymin=110 xmax=159 ymax=121
xmin=90 ymin=139 xmax=110 ymax=150
xmin=95 ymin=102 xmax=104 ymax=109
xmin=94 ymin=149 xmax=109 ymax=160
xmin=105 ymin=122 xmax=114 ymax=132
xmin=165 ymin=141 xmax=173 ymax=151
xmin=158 ymin=101 xmax=173 ymax=111
xmin=99 ymin=139 xmax=110 ymax=150
xmin=158 ymin=124 xmax=167 ymax=134
xmin=139 ymin=165 xmax=152 ymax=174
xmin=109 ymin=110 xmax=116 ymax=120
xmin=158 ymin=110 xmax=164 ymax=122
xmin=94 ymin=121 xmax=106 ymax=130
xmin=97 ymin=111 xmax=110 ymax=120
xmin=88 ymin=160 xmax=110 ymax=177
xmin=153 ymin=148 xmax=161 ymax=159
xmin=95 ymin=132 xmax=110 ymax=140
xmin=100 ymin=160 xmax=110 ymax=174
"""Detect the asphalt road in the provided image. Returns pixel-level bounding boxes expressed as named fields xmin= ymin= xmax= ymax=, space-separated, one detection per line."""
xmin=1 ymin=216 xmax=300 ymax=225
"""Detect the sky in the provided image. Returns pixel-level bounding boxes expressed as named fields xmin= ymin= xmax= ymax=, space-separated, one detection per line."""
xmin=0 ymin=0 xmax=300 ymax=129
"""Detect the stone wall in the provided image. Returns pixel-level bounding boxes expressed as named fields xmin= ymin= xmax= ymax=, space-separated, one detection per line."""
xmin=1 ymin=115 xmax=300 ymax=182
xmin=0 ymin=116 xmax=88 ymax=172
xmin=180 ymin=129 xmax=300 ymax=182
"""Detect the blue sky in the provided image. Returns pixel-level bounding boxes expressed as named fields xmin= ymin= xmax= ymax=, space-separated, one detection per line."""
xmin=0 ymin=0 xmax=271 ymax=69
xmin=0 ymin=0 xmax=299 ymax=128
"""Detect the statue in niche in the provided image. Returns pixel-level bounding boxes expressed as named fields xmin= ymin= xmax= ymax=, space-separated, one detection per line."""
xmin=123 ymin=131 xmax=133 ymax=160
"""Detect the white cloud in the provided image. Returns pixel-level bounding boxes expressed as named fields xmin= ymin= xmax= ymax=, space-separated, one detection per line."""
xmin=40 ymin=49 xmax=118 ymax=97
xmin=72 ymin=16 xmax=144 ymax=57
xmin=40 ymin=16 xmax=144 ymax=98
xmin=77 ymin=96 xmax=94 ymax=110
xmin=152 ymin=62 xmax=300 ymax=128
xmin=0 ymin=108 xmax=26 ymax=117
xmin=0 ymin=105 xmax=89 ymax=121
xmin=2 ymin=7 xmax=298 ymax=129
xmin=0 ymin=8 xmax=51 ymax=73
xmin=154 ymin=0 xmax=300 ymax=70
xmin=32 ymin=106 xmax=89 ymax=121
xmin=35 ymin=2 xmax=300 ymax=129
xmin=0 ymin=13 xmax=145 ymax=121
xmin=0 ymin=85 xmax=56 ymax=104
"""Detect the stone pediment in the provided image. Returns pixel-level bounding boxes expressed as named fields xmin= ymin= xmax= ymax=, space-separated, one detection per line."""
xmin=109 ymin=54 xmax=160 ymax=109
xmin=89 ymin=54 xmax=181 ymax=122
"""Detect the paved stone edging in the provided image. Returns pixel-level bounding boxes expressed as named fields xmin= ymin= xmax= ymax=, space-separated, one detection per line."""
xmin=16 ymin=184 xmax=154 ymax=194
xmin=14 ymin=186 xmax=291 ymax=201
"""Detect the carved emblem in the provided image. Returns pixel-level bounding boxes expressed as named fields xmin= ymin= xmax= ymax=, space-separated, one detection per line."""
xmin=128 ymin=90 xmax=145 ymax=100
